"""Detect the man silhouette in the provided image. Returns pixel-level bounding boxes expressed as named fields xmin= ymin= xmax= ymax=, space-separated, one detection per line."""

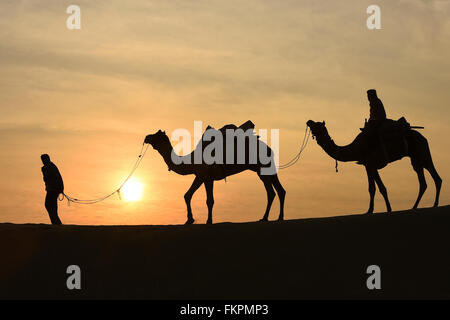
xmin=364 ymin=89 xmax=387 ymax=133
xmin=367 ymin=89 xmax=386 ymax=121
xmin=41 ymin=154 xmax=64 ymax=225
xmin=364 ymin=89 xmax=390 ymax=163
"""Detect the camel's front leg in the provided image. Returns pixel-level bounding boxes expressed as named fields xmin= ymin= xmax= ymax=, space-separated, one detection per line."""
xmin=184 ymin=176 xmax=203 ymax=224
xmin=365 ymin=166 xmax=376 ymax=214
xmin=204 ymin=180 xmax=214 ymax=224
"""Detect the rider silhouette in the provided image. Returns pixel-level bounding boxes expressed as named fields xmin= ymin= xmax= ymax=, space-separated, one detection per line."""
xmin=41 ymin=154 xmax=64 ymax=225
xmin=367 ymin=89 xmax=386 ymax=121
xmin=363 ymin=89 xmax=390 ymax=162
xmin=364 ymin=89 xmax=387 ymax=134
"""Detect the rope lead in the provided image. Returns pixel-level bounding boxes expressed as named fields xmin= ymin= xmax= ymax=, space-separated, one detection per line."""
xmin=61 ymin=143 xmax=149 ymax=205
xmin=277 ymin=126 xmax=311 ymax=170
xmin=62 ymin=126 xmax=310 ymax=205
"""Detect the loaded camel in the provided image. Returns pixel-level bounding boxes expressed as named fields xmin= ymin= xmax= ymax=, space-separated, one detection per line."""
xmin=306 ymin=119 xmax=442 ymax=214
xmin=144 ymin=121 xmax=285 ymax=224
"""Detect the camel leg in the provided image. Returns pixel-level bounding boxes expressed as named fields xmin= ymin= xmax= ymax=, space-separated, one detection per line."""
xmin=271 ymin=174 xmax=286 ymax=221
xmin=259 ymin=175 xmax=275 ymax=221
xmin=412 ymin=166 xmax=427 ymax=210
xmin=204 ymin=180 xmax=214 ymax=225
xmin=373 ymin=170 xmax=392 ymax=213
xmin=365 ymin=166 xmax=376 ymax=214
xmin=426 ymin=164 xmax=442 ymax=207
xmin=184 ymin=176 xmax=203 ymax=224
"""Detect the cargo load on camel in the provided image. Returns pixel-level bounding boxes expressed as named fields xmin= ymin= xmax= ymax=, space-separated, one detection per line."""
xmin=194 ymin=120 xmax=271 ymax=174
xmin=306 ymin=117 xmax=441 ymax=214
xmin=196 ymin=119 xmax=259 ymax=157
xmin=359 ymin=116 xmax=418 ymax=168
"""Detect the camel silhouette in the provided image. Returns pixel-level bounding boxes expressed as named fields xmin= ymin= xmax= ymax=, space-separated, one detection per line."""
xmin=306 ymin=120 xmax=442 ymax=214
xmin=144 ymin=122 xmax=285 ymax=224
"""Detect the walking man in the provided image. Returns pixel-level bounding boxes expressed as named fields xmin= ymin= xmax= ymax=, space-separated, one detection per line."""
xmin=41 ymin=154 xmax=64 ymax=225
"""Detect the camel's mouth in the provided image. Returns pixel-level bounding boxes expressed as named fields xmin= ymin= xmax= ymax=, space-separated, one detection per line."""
xmin=306 ymin=120 xmax=319 ymax=139
xmin=144 ymin=134 xmax=160 ymax=147
xmin=144 ymin=130 xmax=168 ymax=149
xmin=144 ymin=134 xmax=152 ymax=144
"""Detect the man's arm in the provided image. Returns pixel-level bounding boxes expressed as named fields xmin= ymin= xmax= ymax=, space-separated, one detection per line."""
xmin=54 ymin=166 xmax=64 ymax=193
xmin=41 ymin=166 xmax=48 ymax=182
xmin=58 ymin=169 xmax=64 ymax=192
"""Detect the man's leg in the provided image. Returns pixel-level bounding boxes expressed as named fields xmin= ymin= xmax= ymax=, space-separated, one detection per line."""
xmin=53 ymin=194 xmax=62 ymax=225
xmin=45 ymin=192 xmax=62 ymax=225
xmin=44 ymin=192 xmax=53 ymax=224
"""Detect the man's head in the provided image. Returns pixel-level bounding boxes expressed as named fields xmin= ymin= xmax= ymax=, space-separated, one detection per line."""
xmin=41 ymin=154 xmax=51 ymax=165
xmin=367 ymin=89 xmax=378 ymax=101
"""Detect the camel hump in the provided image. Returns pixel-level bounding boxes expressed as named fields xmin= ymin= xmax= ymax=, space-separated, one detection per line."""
xmin=358 ymin=117 xmax=413 ymax=167
xmin=201 ymin=121 xmax=257 ymax=143
xmin=195 ymin=121 xmax=260 ymax=159
xmin=379 ymin=117 xmax=411 ymax=135
xmin=239 ymin=120 xmax=255 ymax=131
xmin=214 ymin=120 xmax=255 ymax=133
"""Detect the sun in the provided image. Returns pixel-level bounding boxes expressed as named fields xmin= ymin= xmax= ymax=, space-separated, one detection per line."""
xmin=121 ymin=178 xmax=143 ymax=202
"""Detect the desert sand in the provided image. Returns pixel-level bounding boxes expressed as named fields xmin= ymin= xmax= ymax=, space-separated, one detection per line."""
xmin=1 ymin=205 xmax=450 ymax=299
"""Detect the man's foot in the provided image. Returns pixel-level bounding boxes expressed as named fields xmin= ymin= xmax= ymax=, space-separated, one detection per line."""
xmin=185 ymin=218 xmax=195 ymax=225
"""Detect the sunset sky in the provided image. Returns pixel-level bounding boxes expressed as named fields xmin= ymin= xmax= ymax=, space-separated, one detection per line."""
xmin=1 ymin=0 xmax=449 ymax=225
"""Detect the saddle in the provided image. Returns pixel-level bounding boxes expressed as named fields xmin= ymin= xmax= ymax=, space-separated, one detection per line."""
xmin=197 ymin=120 xmax=258 ymax=179
xmin=205 ymin=120 xmax=255 ymax=135
xmin=358 ymin=117 xmax=412 ymax=167
xmin=195 ymin=120 xmax=258 ymax=158
xmin=360 ymin=117 xmax=411 ymax=132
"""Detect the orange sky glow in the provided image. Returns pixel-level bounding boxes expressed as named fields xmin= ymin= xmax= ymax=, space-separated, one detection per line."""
xmin=1 ymin=0 xmax=449 ymax=225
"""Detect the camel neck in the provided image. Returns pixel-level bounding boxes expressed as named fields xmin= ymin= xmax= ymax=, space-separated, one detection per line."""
xmin=316 ymin=132 xmax=361 ymax=162
xmin=156 ymin=142 xmax=195 ymax=175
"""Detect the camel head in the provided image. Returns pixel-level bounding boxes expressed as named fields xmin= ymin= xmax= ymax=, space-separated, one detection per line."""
xmin=306 ymin=120 xmax=329 ymax=140
xmin=144 ymin=130 xmax=170 ymax=150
